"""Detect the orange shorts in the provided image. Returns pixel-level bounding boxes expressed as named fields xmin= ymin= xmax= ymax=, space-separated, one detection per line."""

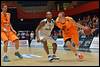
xmin=71 ymin=33 xmax=79 ymax=46
xmin=64 ymin=32 xmax=79 ymax=46
xmin=1 ymin=31 xmax=18 ymax=42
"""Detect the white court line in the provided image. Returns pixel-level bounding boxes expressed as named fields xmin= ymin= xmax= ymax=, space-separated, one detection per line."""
xmin=22 ymin=54 xmax=42 ymax=58
xmin=31 ymin=54 xmax=42 ymax=58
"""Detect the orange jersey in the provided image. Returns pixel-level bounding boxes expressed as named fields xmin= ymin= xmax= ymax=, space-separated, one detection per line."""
xmin=1 ymin=12 xmax=11 ymax=31
xmin=1 ymin=12 xmax=18 ymax=42
xmin=56 ymin=16 xmax=79 ymax=44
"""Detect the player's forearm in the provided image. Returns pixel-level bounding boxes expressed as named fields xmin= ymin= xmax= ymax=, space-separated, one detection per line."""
xmin=11 ymin=27 xmax=15 ymax=31
xmin=76 ymin=23 xmax=84 ymax=29
xmin=10 ymin=25 xmax=15 ymax=31
xmin=71 ymin=19 xmax=84 ymax=29
xmin=10 ymin=24 xmax=17 ymax=34
xmin=36 ymin=21 xmax=45 ymax=38
xmin=35 ymin=27 xmax=39 ymax=38
xmin=36 ymin=23 xmax=43 ymax=37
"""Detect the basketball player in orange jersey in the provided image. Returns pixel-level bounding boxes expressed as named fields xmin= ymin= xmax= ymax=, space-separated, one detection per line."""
xmin=1 ymin=3 xmax=23 ymax=62
xmin=56 ymin=12 xmax=84 ymax=60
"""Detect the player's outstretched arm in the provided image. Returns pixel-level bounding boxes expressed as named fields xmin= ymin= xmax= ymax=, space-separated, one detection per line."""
xmin=35 ymin=21 xmax=45 ymax=42
xmin=70 ymin=18 xmax=84 ymax=29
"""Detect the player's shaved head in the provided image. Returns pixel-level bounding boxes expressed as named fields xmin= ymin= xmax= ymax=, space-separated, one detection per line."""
xmin=58 ymin=12 xmax=65 ymax=17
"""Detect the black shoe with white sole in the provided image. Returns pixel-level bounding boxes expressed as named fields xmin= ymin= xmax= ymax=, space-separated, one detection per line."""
xmin=52 ymin=55 xmax=60 ymax=60
xmin=48 ymin=55 xmax=53 ymax=62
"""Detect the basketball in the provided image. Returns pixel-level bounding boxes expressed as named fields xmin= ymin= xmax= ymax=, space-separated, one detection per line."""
xmin=83 ymin=26 xmax=91 ymax=35
xmin=1 ymin=1 xmax=99 ymax=66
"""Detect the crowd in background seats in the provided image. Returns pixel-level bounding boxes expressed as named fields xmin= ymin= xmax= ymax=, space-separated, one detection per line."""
xmin=78 ymin=15 xmax=99 ymax=37
xmin=17 ymin=15 xmax=99 ymax=41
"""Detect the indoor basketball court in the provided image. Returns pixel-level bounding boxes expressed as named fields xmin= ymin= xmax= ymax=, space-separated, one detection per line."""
xmin=1 ymin=47 xmax=99 ymax=66
xmin=1 ymin=1 xmax=99 ymax=66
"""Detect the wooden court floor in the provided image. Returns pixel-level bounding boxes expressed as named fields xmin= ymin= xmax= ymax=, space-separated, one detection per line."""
xmin=1 ymin=47 xmax=99 ymax=66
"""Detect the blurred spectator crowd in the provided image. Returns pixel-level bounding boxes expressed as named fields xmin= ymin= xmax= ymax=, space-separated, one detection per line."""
xmin=17 ymin=15 xmax=99 ymax=40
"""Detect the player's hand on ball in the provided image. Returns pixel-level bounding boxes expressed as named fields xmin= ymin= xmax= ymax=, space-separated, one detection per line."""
xmin=82 ymin=26 xmax=91 ymax=36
